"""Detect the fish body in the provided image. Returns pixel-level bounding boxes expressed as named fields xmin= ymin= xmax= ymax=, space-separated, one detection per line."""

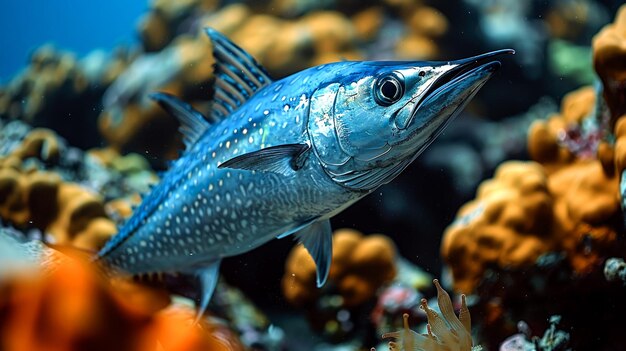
xmin=97 ymin=29 xmax=512 ymax=313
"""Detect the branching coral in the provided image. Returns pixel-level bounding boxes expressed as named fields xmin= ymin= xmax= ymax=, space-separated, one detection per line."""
xmin=377 ymin=280 xmax=476 ymax=351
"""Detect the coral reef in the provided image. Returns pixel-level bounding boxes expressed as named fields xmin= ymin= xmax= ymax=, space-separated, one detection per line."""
xmin=442 ymin=5 xmax=626 ymax=296
xmin=593 ymin=4 xmax=626 ymax=122
xmin=500 ymin=316 xmax=570 ymax=351
xmin=0 ymin=232 xmax=245 ymax=351
xmin=462 ymin=0 xmax=611 ymax=79
xmin=281 ymin=228 xmax=397 ymax=342
xmin=370 ymin=258 xmax=433 ymax=339
xmin=2 ymin=1 xmax=625 ymax=350
xmin=377 ymin=280 xmax=476 ymax=351
xmin=0 ymin=45 xmax=132 ymax=149
xmin=0 ymin=121 xmax=158 ymax=252
xmin=441 ymin=6 xmax=626 ymax=349
xmin=101 ymin=1 xmax=449 ymax=162
xmin=0 ymin=128 xmax=117 ymax=251
xmin=441 ymin=157 xmax=620 ymax=293
xmin=98 ymin=35 xmax=213 ymax=162
xmin=283 ymin=228 xmax=397 ymax=308
xmin=604 ymin=257 xmax=626 ymax=284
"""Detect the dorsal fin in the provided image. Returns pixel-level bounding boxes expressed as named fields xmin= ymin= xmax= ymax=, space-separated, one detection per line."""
xmin=150 ymin=92 xmax=211 ymax=149
xmin=205 ymin=28 xmax=273 ymax=121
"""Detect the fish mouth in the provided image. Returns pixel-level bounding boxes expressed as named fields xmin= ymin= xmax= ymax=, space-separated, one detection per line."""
xmin=400 ymin=49 xmax=515 ymax=130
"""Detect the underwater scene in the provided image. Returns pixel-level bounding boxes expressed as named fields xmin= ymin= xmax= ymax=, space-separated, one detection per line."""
xmin=1 ymin=0 xmax=626 ymax=350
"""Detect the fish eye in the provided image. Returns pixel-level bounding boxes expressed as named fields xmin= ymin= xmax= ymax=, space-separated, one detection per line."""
xmin=374 ymin=73 xmax=405 ymax=106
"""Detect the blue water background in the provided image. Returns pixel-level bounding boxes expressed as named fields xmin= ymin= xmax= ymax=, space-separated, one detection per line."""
xmin=0 ymin=0 xmax=147 ymax=82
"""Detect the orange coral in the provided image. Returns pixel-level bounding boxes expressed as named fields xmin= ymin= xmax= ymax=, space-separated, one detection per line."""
xmin=282 ymin=229 xmax=397 ymax=308
xmin=0 ymin=247 xmax=243 ymax=351
xmin=613 ymin=114 xmax=626 ymax=175
xmin=442 ymin=161 xmax=554 ymax=293
xmin=0 ymin=130 xmax=117 ymax=252
xmin=527 ymin=86 xmax=595 ymax=170
xmin=442 ymin=8 xmax=626 ymax=294
xmin=443 ymin=159 xmax=621 ymax=293
xmin=593 ymin=4 xmax=626 ymax=122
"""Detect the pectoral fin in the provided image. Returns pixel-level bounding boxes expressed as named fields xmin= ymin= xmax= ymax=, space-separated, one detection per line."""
xmin=218 ymin=143 xmax=310 ymax=175
xmin=295 ymin=219 xmax=333 ymax=287
xmin=192 ymin=260 xmax=221 ymax=323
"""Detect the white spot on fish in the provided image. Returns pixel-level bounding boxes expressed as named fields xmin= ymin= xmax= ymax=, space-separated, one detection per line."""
xmin=284 ymin=105 xmax=290 ymax=112
xmin=296 ymin=94 xmax=308 ymax=110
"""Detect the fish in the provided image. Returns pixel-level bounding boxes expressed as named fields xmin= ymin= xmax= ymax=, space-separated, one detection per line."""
xmin=96 ymin=28 xmax=513 ymax=316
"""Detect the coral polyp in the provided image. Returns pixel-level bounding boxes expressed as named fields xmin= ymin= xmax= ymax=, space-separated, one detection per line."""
xmin=378 ymin=280 xmax=476 ymax=351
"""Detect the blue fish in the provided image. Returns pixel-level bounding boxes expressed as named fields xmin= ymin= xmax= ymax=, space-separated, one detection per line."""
xmin=97 ymin=28 xmax=512 ymax=316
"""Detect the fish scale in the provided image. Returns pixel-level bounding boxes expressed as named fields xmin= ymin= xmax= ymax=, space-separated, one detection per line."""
xmin=97 ymin=28 xmax=512 ymax=318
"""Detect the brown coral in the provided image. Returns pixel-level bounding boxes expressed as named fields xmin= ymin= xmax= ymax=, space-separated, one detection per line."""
xmin=593 ymin=4 xmax=626 ymax=122
xmin=0 ymin=246 xmax=244 ymax=351
xmin=0 ymin=46 xmax=132 ymax=149
xmin=282 ymin=228 xmax=397 ymax=308
xmin=0 ymin=129 xmax=117 ymax=252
